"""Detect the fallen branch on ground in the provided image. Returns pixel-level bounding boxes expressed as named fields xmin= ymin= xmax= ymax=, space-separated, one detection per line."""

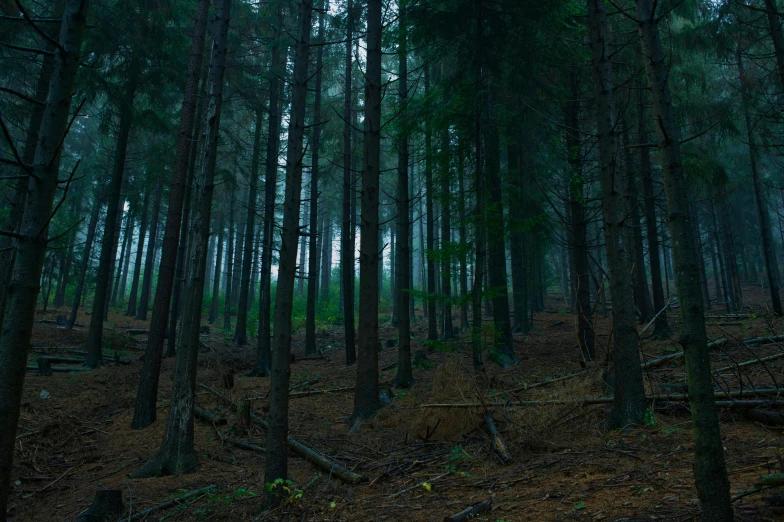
xmin=194 ymin=406 xmax=227 ymax=425
xmin=484 ymin=413 xmax=512 ymax=464
xmin=424 ymin=388 xmax=784 ymax=408
xmin=444 ymin=500 xmax=491 ymax=522
xmin=290 ymin=386 xmax=355 ymax=398
xmin=128 ymin=484 xmax=216 ymax=521
xmin=227 ymin=440 xmax=266 ymax=453
xmin=200 ymin=384 xmax=365 ymax=483
xmin=26 ymin=365 xmax=91 ymax=373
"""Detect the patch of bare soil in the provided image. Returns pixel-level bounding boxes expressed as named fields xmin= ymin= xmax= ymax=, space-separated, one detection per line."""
xmin=8 ymin=286 xmax=784 ymax=521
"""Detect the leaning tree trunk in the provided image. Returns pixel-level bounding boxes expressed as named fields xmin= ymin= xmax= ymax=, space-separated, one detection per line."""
xmin=394 ymin=1 xmax=413 ymax=388
xmin=341 ymin=0 xmax=356 ymax=366
xmin=352 ymin=0 xmax=382 ymax=422
xmin=635 ymin=0 xmax=732 ymax=516
xmin=737 ymin=49 xmax=782 ymax=315
xmin=638 ymin=85 xmax=671 ymax=337
xmin=85 ymin=55 xmax=140 ymax=368
xmin=131 ymin=0 xmax=231 ymax=477
xmin=234 ymin=110 xmax=263 ymax=345
xmin=0 ymin=1 xmax=88 ymax=515
xmin=251 ymin=13 xmax=285 ymax=377
xmin=587 ymin=0 xmax=646 ymax=427
xmin=130 ymin=0 xmax=210 ymax=430
xmin=264 ymin=0 xmax=312 ymax=504
xmin=305 ymin=7 xmax=325 ymax=355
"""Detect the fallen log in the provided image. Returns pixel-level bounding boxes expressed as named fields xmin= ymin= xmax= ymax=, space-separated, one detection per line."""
xmin=228 ymin=439 xmax=266 ymax=453
xmin=642 ymin=335 xmax=784 ymax=370
xmin=444 ymin=500 xmax=491 ymax=522
xmin=200 ymin=384 xmax=365 ymax=483
xmin=26 ymin=365 xmax=91 ymax=373
xmin=37 ymin=356 xmax=85 ymax=365
xmin=194 ymin=406 xmax=227 ymax=426
xmin=483 ymin=413 xmax=512 ymax=464
xmin=742 ymin=408 xmax=784 ymax=426
xmin=713 ymin=352 xmax=784 ymax=374
xmin=756 ymin=473 xmax=784 ymax=487
xmin=424 ymin=388 xmax=784 ymax=408
xmin=128 ymin=484 xmax=216 ymax=521
xmin=290 ymin=386 xmax=355 ymax=398
xmin=126 ymin=328 xmax=149 ymax=335
xmin=505 ymin=370 xmax=588 ymax=394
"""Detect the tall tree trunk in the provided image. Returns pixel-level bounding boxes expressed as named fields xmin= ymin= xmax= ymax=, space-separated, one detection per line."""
xmin=638 ymin=86 xmax=671 ymax=337
xmin=341 ymin=0 xmax=356 ymax=366
xmin=587 ymin=0 xmax=646 ymax=426
xmin=68 ymin=191 xmax=101 ymax=328
xmin=394 ymin=2 xmax=413 ymax=388
xmin=112 ymin=209 xmax=132 ymax=304
xmin=224 ymin=194 xmax=235 ymax=331
xmin=424 ymin=67 xmax=438 ymax=341
xmin=127 ymin=190 xmax=149 ymax=316
xmin=320 ymin=219 xmax=332 ymax=302
xmin=564 ymin=74 xmax=594 ymax=360
xmin=136 ymin=186 xmax=161 ymax=321
xmin=352 ymin=0 xmax=382 ymax=422
xmin=635 ymin=0 xmax=732 ymax=515
xmin=231 ymin=191 xmax=245 ymax=309
xmin=621 ymin=122 xmax=654 ymax=323
xmin=250 ymin=225 xmax=261 ymax=306
xmin=484 ymin=90 xmax=517 ymax=367
xmin=251 ymin=10 xmax=285 ymax=377
xmin=264 ymin=0 xmax=312 ymax=502
xmin=131 ymin=0 xmax=230 ymax=475
xmin=53 ymin=226 xmax=76 ymax=308
xmin=167 ymin=93 xmax=203 ymax=358
xmin=0 ymin=23 xmax=57 ymax=328
xmin=130 ymin=0 xmax=210 ymax=430
xmin=737 ymin=49 xmax=782 ymax=315
xmin=209 ymin=189 xmax=226 ymax=324
xmin=439 ymin=65 xmax=454 ymax=340
xmin=0 ymin=1 xmax=88 ymax=513
xmin=86 ymin=55 xmax=140 ymax=368
xmin=305 ymin=9 xmax=325 ymax=354
xmin=118 ymin=209 xmax=133 ymax=302
xmin=470 ymin=2 xmax=485 ymax=372
xmin=234 ymin=110 xmax=263 ymax=345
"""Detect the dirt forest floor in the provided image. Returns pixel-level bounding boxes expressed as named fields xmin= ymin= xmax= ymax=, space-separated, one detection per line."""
xmin=9 ymin=285 xmax=784 ymax=521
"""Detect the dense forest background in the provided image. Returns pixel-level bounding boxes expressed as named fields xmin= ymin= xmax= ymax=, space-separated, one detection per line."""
xmin=3 ymin=0 xmax=784 ymax=519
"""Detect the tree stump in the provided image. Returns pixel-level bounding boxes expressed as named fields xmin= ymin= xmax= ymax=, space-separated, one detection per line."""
xmin=233 ymin=399 xmax=251 ymax=435
xmin=38 ymin=358 xmax=52 ymax=376
xmin=77 ymin=489 xmax=123 ymax=521
xmin=222 ymin=372 xmax=234 ymax=389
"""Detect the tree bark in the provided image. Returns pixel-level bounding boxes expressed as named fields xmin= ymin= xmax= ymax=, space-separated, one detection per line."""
xmin=130 ymin=0 xmax=210 ymax=430
xmin=424 ymin=67 xmax=438 ymax=342
xmin=251 ymin=9 xmax=285 ymax=377
xmin=484 ymin=90 xmax=516 ymax=367
xmin=635 ymin=0 xmax=732 ymax=515
xmin=0 ymin=1 xmax=87 ymax=514
xmin=470 ymin=3 xmax=485 ymax=372
xmin=352 ymin=0 xmax=382 ymax=422
xmin=223 ymin=192 xmax=235 ymax=331
xmin=209 ymin=189 xmax=226 ymax=324
xmin=305 ymin=9 xmax=325 ymax=355
xmin=320 ymin=219 xmax=332 ymax=302
xmin=587 ymin=0 xmax=646 ymax=426
xmin=563 ymin=74 xmax=594 ymax=360
xmin=394 ymin=2 xmax=413 ymax=388
xmin=131 ymin=0 xmax=230 ymax=475
xmin=234 ymin=110 xmax=263 ymax=345
xmin=135 ymin=185 xmax=161 ymax=321
xmin=264 ymin=0 xmax=312 ymax=502
xmin=126 ymin=191 xmax=149 ymax=316
xmin=638 ymin=86 xmax=671 ymax=337
xmin=439 ymin=64 xmax=454 ymax=340
xmin=341 ymin=0 xmax=356 ymax=366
